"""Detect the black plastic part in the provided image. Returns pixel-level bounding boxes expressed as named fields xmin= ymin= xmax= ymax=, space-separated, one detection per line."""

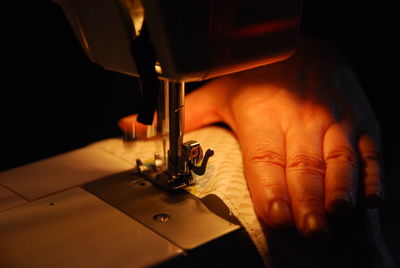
xmin=130 ymin=23 xmax=159 ymax=125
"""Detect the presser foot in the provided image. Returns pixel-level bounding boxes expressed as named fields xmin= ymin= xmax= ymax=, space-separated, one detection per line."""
xmin=136 ymin=141 xmax=214 ymax=190
xmin=136 ymin=156 xmax=194 ymax=190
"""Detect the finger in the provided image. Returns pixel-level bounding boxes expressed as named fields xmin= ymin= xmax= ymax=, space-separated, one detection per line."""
xmin=358 ymin=133 xmax=384 ymax=207
xmin=323 ymin=123 xmax=359 ymax=216
xmin=236 ymin=112 xmax=293 ymax=228
xmin=118 ymin=80 xmax=224 ymax=139
xmin=184 ymin=79 xmax=233 ymax=132
xmin=285 ymin=125 xmax=330 ymax=238
xmin=118 ymin=114 xmax=144 ymax=139
xmin=118 ymin=114 xmax=156 ymax=139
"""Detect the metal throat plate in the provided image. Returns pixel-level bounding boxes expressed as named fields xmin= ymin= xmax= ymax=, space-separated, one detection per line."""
xmin=83 ymin=169 xmax=240 ymax=250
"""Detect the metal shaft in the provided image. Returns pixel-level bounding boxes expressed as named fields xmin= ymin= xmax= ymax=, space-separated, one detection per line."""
xmin=168 ymin=81 xmax=185 ymax=176
xmin=156 ymin=79 xmax=169 ymax=166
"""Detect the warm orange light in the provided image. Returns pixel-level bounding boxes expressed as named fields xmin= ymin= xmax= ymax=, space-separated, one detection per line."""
xmin=231 ymin=18 xmax=299 ymax=38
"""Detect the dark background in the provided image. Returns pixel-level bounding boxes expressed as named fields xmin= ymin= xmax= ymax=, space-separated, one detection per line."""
xmin=2 ymin=0 xmax=399 ymax=265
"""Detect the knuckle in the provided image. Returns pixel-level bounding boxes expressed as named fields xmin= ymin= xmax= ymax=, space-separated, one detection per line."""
xmin=295 ymin=193 xmax=323 ymax=208
xmin=287 ymin=154 xmax=325 ymax=176
xmin=249 ymin=148 xmax=285 ymax=169
xmin=360 ymin=149 xmax=382 ymax=163
xmin=358 ymin=133 xmax=383 ymax=162
xmin=325 ymin=147 xmax=359 ymax=167
xmin=262 ymin=183 xmax=288 ymax=199
xmin=363 ymin=153 xmax=381 ymax=163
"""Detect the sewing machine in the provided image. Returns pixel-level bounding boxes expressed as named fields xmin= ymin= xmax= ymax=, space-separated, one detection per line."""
xmin=56 ymin=0 xmax=301 ymax=190
xmin=0 ymin=0 xmax=301 ymax=266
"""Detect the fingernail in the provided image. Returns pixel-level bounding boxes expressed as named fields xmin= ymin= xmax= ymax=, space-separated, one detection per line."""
xmin=329 ymin=193 xmax=355 ymax=216
xmin=268 ymin=200 xmax=293 ymax=228
xmin=303 ymin=213 xmax=331 ymax=241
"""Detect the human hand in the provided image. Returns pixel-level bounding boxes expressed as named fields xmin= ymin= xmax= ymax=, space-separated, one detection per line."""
xmin=119 ymin=37 xmax=384 ymax=238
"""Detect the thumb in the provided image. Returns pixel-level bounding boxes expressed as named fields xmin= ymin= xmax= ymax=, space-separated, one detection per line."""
xmin=184 ymin=83 xmax=223 ymax=132
xmin=118 ymin=113 xmax=157 ymax=139
xmin=118 ymin=78 xmax=231 ymax=137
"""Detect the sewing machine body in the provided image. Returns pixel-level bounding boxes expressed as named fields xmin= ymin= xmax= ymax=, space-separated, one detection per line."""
xmin=54 ymin=0 xmax=302 ymax=81
xmin=0 ymin=146 xmax=262 ymax=267
xmin=51 ymin=0 xmax=302 ymax=191
xmin=1 ymin=1 xmax=302 ymax=266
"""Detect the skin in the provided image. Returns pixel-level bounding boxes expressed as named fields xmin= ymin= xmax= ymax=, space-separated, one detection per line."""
xmin=119 ymin=37 xmax=384 ymax=238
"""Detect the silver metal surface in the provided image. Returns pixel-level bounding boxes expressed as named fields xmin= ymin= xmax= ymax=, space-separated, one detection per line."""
xmin=158 ymin=78 xmax=169 ymax=164
xmin=83 ymin=170 xmax=240 ymax=250
xmin=135 ymin=80 xmax=214 ymax=190
xmin=168 ymin=81 xmax=185 ymax=175
xmin=0 ymin=185 xmax=26 ymax=212
xmin=0 ymin=187 xmax=183 ymax=267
